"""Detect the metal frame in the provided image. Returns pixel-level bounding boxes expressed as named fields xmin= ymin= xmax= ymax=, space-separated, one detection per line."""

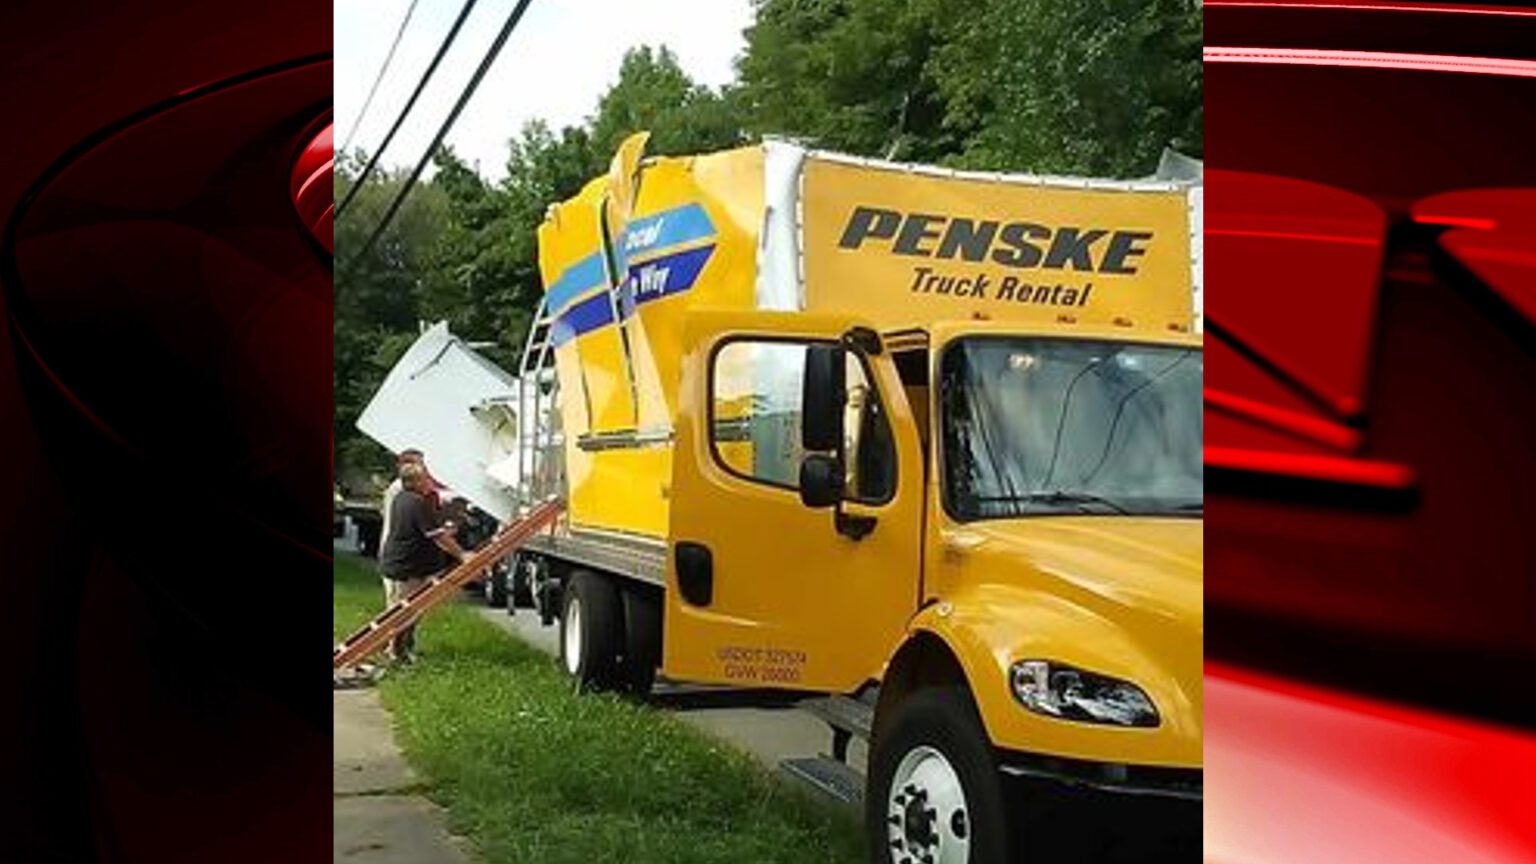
xmin=516 ymin=297 xmax=563 ymax=507
xmin=524 ymin=528 xmax=666 ymax=587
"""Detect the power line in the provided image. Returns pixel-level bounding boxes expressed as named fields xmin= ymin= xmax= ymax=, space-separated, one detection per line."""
xmin=338 ymin=0 xmax=421 ymax=157
xmin=341 ymin=0 xmax=536 ymax=275
xmin=336 ymin=0 xmax=483 ymax=218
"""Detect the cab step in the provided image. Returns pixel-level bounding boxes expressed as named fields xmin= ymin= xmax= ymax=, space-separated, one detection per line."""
xmin=800 ymin=694 xmax=875 ymax=737
xmin=780 ymin=756 xmax=865 ymax=807
xmin=799 ymin=694 xmax=876 ymax=761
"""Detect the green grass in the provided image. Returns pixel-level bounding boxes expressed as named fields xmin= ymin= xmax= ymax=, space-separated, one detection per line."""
xmin=335 ymin=553 xmax=865 ymax=864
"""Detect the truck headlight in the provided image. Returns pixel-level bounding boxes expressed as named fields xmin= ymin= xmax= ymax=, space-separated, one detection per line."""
xmin=1010 ymin=660 xmax=1159 ymax=727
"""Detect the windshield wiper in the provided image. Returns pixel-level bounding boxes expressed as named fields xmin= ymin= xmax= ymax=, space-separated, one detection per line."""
xmin=995 ymin=491 xmax=1131 ymax=515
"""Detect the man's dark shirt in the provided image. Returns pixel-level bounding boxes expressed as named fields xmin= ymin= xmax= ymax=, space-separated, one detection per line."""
xmin=379 ymin=489 xmax=446 ymax=579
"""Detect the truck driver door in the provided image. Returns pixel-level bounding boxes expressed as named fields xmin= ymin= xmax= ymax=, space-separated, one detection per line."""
xmin=664 ymin=310 xmax=924 ymax=693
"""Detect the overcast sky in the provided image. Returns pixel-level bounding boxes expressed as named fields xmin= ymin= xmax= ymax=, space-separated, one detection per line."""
xmin=335 ymin=0 xmax=755 ymax=181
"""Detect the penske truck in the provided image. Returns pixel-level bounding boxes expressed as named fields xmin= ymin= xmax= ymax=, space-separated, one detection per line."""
xmin=363 ymin=133 xmax=1202 ymax=862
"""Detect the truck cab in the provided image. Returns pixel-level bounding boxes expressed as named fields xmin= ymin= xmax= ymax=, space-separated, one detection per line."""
xmin=664 ymin=312 xmax=1202 ymax=861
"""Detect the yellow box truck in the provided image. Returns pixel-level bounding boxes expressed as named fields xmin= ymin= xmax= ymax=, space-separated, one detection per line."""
xmin=379 ymin=132 xmax=1203 ymax=863
xmin=519 ymin=133 xmax=1202 ymax=862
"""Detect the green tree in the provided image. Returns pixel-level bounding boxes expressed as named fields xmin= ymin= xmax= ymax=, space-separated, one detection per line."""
xmin=930 ymin=0 xmax=1202 ymax=175
xmin=737 ymin=0 xmax=957 ymax=162
xmin=590 ymin=46 xmax=743 ymax=158
xmin=333 ymin=155 xmax=448 ymax=482
xmin=735 ymin=0 xmax=1200 ymax=175
xmin=419 ymin=147 xmax=525 ymax=370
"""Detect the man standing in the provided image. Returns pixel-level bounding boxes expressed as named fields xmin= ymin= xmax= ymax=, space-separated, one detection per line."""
xmin=377 ymin=461 xmax=466 ymax=663
xmin=377 ymin=448 xmax=424 ymax=561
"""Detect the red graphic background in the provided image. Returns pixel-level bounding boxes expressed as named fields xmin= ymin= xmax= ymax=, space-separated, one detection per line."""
xmin=0 ymin=4 xmax=332 ymax=861
xmin=1206 ymin=1 xmax=1536 ymax=861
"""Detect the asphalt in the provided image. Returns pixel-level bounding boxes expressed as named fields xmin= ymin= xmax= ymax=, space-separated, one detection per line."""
xmin=476 ymin=603 xmax=869 ymax=773
xmin=334 ymin=688 xmax=474 ymax=864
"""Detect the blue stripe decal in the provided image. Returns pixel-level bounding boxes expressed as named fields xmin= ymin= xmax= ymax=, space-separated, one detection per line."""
xmin=618 ymin=203 xmax=716 ymax=272
xmin=546 ymin=252 xmax=605 ymax=315
xmin=546 ymin=203 xmax=717 ymax=342
xmin=550 ymin=292 xmax=615 ymax=347
xmin=618 ymin=245 xmax=715 ymax=319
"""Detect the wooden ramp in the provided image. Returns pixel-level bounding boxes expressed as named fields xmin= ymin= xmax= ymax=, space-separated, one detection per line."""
xmin=333 ymin=499 xmax=563 ymax=669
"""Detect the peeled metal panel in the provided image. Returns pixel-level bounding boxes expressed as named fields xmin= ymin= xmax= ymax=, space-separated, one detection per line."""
xmin=355 ymin=322 xmax=520 ymax=522
xmin=759 ymin=139 xmax=807 ymax=311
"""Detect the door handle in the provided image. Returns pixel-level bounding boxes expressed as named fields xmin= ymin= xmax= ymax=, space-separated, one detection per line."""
xmin=675 ymin=541 xmax=713 ymax=607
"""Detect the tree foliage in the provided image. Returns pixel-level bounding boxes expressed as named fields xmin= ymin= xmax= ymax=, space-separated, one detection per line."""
xmin=929 ymin=0 xmax=1203 ymax=176
xmin=333 ymin=155 xmax=448 ymax=479
xmin=592 ymin=46 xmax=744 ymax=158
xmin=737 ymin=0 xmax=956 ymax=162
xmin=738 ymin=0 xmax=1201 ymax=173
xmin=333 ymin=8 xmax=1201 ymax=486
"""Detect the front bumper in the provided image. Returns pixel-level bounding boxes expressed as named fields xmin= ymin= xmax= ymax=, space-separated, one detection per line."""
xmin=996 ymin=748 xmax=1201 ymax=861
xmin=998 ymin=747 xmax=1202 ymax=802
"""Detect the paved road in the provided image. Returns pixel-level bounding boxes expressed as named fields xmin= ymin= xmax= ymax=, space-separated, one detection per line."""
xmin=334 ymin=688 xmax=475 ymax=864
xmin=475 ymin=603 xmax=870 ymax=775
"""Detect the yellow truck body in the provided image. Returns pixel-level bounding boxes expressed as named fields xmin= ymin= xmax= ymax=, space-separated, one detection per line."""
xmin=539 ymin=136 xmax=1196 ymax=538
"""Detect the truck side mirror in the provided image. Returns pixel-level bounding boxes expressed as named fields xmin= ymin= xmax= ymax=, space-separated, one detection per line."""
xmin=799 ymin=341 xmax=876 ymax=540
xmin=799 ymin=453 xmax=843 ymax=509
xmin=802 ymin=343 xmax=846 ymax=453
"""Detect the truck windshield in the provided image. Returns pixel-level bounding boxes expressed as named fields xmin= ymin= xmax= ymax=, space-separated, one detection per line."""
xmin=940 ymin=337 xmax=1202 ymax=519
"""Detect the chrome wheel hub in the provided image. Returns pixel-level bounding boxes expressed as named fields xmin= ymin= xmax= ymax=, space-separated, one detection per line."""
xmin=886 ymin=745 xmax=971 ymax=864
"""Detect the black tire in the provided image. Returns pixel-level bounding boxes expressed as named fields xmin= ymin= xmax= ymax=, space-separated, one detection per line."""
xmin=511 ymin=556 xmax=535 ymax=609
xmin=618 ymin=588 xmax=661 ymax=696
xmin=534 ymin=560 xmax=560 ymax=625
xmin=559 ymin=571 xmax=621 ymax=690
xmin=867 ymin=686 xmax=1010 ymax=864
xmin=482 ymin=562 xmax=508 ymax=607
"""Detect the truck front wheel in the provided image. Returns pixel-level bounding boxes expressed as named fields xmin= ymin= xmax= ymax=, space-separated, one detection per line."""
xmin=559 ymin=571 xmax=621 ymax=690
xmin=868 ymin=686 xmax=1010 ymax=864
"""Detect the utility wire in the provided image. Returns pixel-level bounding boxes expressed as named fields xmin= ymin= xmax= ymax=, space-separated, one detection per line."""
xmin=341 ymin=0 xmax=535 ymax=274
xmin=336 ymin=0 xmax=483 ymax=218
xmin=338 ymin=0 xmax=421 ymax=157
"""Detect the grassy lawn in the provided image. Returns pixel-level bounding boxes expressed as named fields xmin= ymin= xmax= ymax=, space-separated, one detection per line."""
xmin=335 ymin=553 xmax=865 ymax=864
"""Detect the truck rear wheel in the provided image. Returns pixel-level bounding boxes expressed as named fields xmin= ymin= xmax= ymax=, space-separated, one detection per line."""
xmin=559 ymin=571 xmax=621 ymax=690
xmin=511 ymin=556 xmax=536 ymax=609
xmin=482 ymin=561 xmax=508 ymax=607
xmin=868 ymin=686 xmax=1009 ymax=864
